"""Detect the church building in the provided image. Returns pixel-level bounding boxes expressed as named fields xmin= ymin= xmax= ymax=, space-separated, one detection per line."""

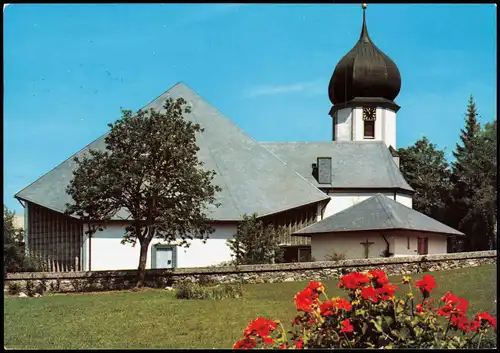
xmin=14 ymin=5 xmax=462 ymax=272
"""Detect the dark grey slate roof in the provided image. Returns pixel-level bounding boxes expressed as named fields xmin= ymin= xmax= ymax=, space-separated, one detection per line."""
xmin=294 ymin=193 xmax=463 ymax=236
xmin=261 ymin=141 xmax=414 ymax=192
xmin=15 ymin=83 xmax=329 ymax=221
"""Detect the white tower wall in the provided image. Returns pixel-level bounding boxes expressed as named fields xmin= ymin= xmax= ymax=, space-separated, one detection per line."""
xmin=333 ymin=106 xmax=397 ymax=149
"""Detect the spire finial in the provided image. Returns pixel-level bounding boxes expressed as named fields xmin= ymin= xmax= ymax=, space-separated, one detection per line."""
xmin=360 ymin=3 xmax=370 ymax=42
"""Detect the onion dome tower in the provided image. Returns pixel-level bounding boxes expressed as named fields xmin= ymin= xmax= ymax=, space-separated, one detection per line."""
xmin=328 ymin=4 xmax=401 ymax=149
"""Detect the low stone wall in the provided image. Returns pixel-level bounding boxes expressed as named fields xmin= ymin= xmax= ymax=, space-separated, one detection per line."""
xmin=4 ymin=251 xmax=496 ymax=295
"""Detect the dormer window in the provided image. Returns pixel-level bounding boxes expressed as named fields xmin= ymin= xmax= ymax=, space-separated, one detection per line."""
xmin=363 ymin=107 xmax=376 ymax=138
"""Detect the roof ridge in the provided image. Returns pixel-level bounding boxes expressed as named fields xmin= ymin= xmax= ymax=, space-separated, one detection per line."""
xmin=373 ymin=194 xmax=400 ymax=228
xmin=14 ymin=82 xmax=184 ymax=201
xmin=182 ymin=86 xmax=329 ymax=203
xmin=189 ymin=107 xmax=242 ymax=215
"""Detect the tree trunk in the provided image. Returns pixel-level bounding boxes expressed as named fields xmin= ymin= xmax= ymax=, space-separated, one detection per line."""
xmin=135 ymin=240 xmax=151 ymax=288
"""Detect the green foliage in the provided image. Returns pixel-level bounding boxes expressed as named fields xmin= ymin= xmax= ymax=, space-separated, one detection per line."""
xmin=324 ymin=251 xmax=346 ymax=261
xmin=175 ymin=281 xmax=243 ymax=300
xmin=398 ymin=137 xmax=452 ymax=223
xmin=227 ymin=213 xmax=284 ymax=265
xmin=450 ymin=96 xmax=496 ymax=251
xmin=398 ymin=96 xmax=496 ymax=253
xmin=7 ymin=282 xmax=21 ymax=295
xmin=3 ymin=206 xmax=25 ymax=274
xmin=20 ymin=254 xmax=48 ymax=272
xmin=65 ymin=97 xmax=222 ymax=287
xmin=235 ymin=270 xmax=497 ymax=349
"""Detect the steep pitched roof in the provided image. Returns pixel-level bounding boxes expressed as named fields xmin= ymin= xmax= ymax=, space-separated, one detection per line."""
xmin=261 ymin=141 xmax=414 ymax=192
xmin=294 ymin=193 xmax=463 ymax=236
xmin=15 ymin=83 xmax=329 ymax=221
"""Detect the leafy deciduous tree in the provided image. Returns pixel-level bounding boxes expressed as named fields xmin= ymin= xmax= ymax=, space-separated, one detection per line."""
xmin=66 ymin=97 xmax=221 ymax=287
xmin=3 ymin=205 xmax=25 ymax=275
xmin=398 ymin=136 xmax=452 ymax=223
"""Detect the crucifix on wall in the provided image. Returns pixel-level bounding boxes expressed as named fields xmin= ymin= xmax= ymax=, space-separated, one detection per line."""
xmin=360 ymin=238 xmax=375 ymax=259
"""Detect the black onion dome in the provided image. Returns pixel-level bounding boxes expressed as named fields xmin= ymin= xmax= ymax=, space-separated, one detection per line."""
xmin=328 ymin=6 xmax=401 ymax=106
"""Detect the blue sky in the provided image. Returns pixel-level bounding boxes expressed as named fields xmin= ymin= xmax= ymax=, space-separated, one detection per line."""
xmin=3 ymin=4 xmax=497 ymax=214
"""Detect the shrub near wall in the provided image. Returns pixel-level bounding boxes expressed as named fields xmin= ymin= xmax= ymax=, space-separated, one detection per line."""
xmin=4 ymin=251 xmax=496 ymax=294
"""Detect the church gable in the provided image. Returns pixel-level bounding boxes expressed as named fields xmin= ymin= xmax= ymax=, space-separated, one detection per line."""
xmin=15 ymin=83 xmax=329 ymax=221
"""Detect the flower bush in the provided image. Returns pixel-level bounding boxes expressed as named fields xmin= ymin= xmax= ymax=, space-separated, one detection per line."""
xmin=234 ymin=270 xmax=497 ymax=349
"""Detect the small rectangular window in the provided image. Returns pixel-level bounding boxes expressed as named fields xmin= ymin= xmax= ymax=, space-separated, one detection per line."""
xmin=364 ymin=120 xmax=375 ymax=138
xmin=407 ymin=236 xmax=410 ymax=250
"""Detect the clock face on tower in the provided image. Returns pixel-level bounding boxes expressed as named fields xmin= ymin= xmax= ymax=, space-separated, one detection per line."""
xmin=362 ymin=107 xmax=376 ymax=121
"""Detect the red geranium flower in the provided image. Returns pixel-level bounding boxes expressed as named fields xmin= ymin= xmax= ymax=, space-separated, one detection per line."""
xmin=468 ymin=319 xmax=481 ymax=332
xmin=414 ymin=274 xmax=436 ymax=297
xmin=339 ymin=272 xmax=371 ymax=290
xmin=294 ymin=288 xmax=319 ymax=312
xmin=340 ymin=319 xmax=354 ymax=333
xmin=233 ymin=337 xmax=257 ymax=349
xmin=294 ymin=338 xmax=304 ymax=349
xmin=455 ymin=298 xmax=468 ymax=314
xmin=243 ymin=317 xmax=278 ymax=337
xmin=261 ymin=336 xmax=274 ymax=345
xmin=306 ymin=281 xmax=325 ymax=293
xmin=368 ymin=269 xmax=389 ymax=286
xmin=319 ymin=301 xmax=335 ymax=317
xmin=440 ymin=291 xmax=460 ymax=305
xmin=333 ymin=297 xmax=352 ymax=311
xmin=416 ymin=304 xmax=425 ymax=314
xmin=279 ymin=343 xmax=287 ymax=349
xmin=437 ymin=303 xmax=454 ymax=317
xmin=450 ymin=313 xmax=469 ymax=332
xmin=475 ymin=312 xmax=497 ymax=329
xmin=376 ymin=283 xmax=398 ymax=300
xmin=437 ymin=292 xmax=468 ymax=318
xmin=361 ymin=286 xmax=379 ymax=303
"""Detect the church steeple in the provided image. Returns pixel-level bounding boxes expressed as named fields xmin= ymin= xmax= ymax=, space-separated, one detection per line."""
xmin=360 ymin=3 xmax=370 ymax=43
xmin=328 ymin=4 xmax=402 ymax=149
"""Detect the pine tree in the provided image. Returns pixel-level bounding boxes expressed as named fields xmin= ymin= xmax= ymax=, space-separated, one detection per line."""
xmin=450 ymin=95 xmax=493 ymax=251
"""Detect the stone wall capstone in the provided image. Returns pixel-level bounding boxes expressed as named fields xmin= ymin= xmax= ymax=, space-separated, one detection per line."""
xmin=4 ymin=251 xmax=496 ymax=294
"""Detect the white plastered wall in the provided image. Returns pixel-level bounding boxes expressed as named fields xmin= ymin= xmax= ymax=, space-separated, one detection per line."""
xmin=334 ymin=107 xmax=397 ymax=148
xmin=311 ymin=230 xmax=448 ymax=261
xmin=81 ymin=223 xmax=237 ymax=271
xmin=324 ymin=191 xmax=412 ymax=219
xmin=395 ymin=193 xmax=413 ymax=208
xmin=392 ymin=231 xmax=448 ymax=256
xmin=334 ymin=108 xmax=353 ymax=141
xmin=311 ymin=231 xmax=396 ymax=261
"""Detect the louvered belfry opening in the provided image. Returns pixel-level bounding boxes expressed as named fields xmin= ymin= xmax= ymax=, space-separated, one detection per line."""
xmin=27 ymin=202 xmax=83 ymax=272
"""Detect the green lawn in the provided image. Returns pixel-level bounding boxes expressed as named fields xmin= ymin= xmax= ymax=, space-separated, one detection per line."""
xmin=4 ymin=264 xmax=497 ymax=349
